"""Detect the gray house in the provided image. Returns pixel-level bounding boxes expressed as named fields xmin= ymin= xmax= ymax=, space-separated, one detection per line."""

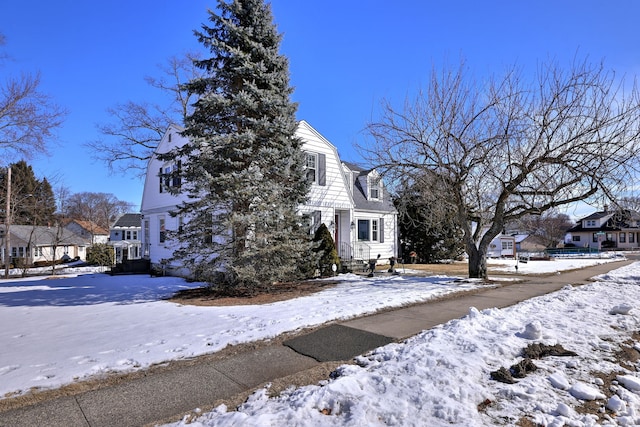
xmin=109 ymin=213 xmax=142 ymax=263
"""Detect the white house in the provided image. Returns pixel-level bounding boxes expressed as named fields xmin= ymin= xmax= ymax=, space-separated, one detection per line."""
xmin=565 ymin=209 xmax=640 ymax=250
xmin=109 ymin=213 xmax=142 ymax=263
xmin=487 ymin=234 xmax=516 ymax=258
xmin=0 ymin=224 xmax=90 ymax=267
xmin=140 ymin=121 xmax=398 ymax=275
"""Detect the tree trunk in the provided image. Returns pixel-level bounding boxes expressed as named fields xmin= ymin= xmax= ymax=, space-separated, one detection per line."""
xmin=467 ymin=245 xmax=488 ymax=279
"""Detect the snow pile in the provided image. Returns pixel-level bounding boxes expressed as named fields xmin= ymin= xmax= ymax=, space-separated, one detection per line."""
xmin=168 ymin=261 xmax=640 ymax=427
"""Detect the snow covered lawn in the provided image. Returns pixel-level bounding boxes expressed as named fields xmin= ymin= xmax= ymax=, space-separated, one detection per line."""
xmin=0 ymin=255 xmax=630 ymax=426
xmin=166 ymin=259 xmax=640 ymax=427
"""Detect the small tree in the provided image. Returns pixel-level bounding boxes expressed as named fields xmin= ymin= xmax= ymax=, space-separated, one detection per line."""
xmin=87 ymin=243 xmax=115 ymax=267
xmin=313 ymin=223 xmax=340 ymax=277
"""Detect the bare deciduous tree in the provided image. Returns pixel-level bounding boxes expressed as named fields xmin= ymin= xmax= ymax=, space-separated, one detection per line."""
xmin=0 ymin=34 xmax=67 ymax=160
xmin=365 ymin=58 xmax=640 ymax=278
xmin=514 ymin=210 xmax=574 ymax=249
xmin=86 ymin=53 xmax=201 ymax=177
xmin=62 ymin=192 xmax=133 ymax=231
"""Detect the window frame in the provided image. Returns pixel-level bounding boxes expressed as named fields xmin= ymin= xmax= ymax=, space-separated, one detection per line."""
xmin=357 ymin=219 xmax=380 ymax=242
xmin=159 ymin=216 xmax=166 ymax=244
xmin=305 ymin=153 xmax=318 ymax=184
xmin=369 ymin=176 xmax=381 ymax=200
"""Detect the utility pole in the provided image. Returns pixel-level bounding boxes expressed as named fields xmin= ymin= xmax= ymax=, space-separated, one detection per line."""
xmin=4 ymin=166 xmax=10 ymax=279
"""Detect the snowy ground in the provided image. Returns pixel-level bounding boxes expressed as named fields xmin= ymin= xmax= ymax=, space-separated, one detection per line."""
xmin=0 ymin=255 xmax=632 ymax=426
xmin=167 ymin=258 xmax=640 ymax=427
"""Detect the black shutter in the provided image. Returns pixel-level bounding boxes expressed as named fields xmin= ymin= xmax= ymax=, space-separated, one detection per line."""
xmin=159 ymin=167 xmax=163 ymax=193
xmin=379 ymin=218 xmax=385 ymax=243
xmin=318 ymin=154 xmax=326 ymax=186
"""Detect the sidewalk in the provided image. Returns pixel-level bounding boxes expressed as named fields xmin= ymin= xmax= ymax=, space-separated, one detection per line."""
xmin=0 ymin=259 xmax=633 ymax=427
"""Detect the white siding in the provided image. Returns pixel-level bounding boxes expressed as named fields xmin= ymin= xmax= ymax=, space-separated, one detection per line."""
xmin=140 ymin=125 xmax=190 ymax=267
xmin=140 ymin=121 xmax=399 ymax=271
xmin=297 ymin=121 xmax=354 ymax=211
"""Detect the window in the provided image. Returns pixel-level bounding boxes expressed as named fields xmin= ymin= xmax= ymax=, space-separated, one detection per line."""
xmin=159 ymin=217 xmax=166 ymax=243
xmin=125 ymin=231 xmax=131 ymax=240
xmin=502 ymin=241 xmax=513 ymax=250
xmin=357 ymin=220 xmax=370 ymax=241
xmin=369 ymin=176 xmax=381 ymax=200
xmin=144 ymin=220 xmax=150 ymax=256
xmin=357 ymin=219 xmax=381 ymax=242
xmin=620 ymin=232 xmax=626 ymax=243
xmin=159 ymin=162 xmax=181 ymax=193
xmin=306 ymin=153 xmax=317 ymax=183
xmin=12 ymin=247 xmax=25 ymax=258
xmin=585 ymin=220 xmax=597 ymax=227
xmin=572 ymin=236 xmax=581 ymax=242
xmin=631 ymin=233 xmax=636 ymax=244
xmin=372 ymin=219 xmax=378 ymax=241
xmin=34 ymin=247 xmax=44 ymax=257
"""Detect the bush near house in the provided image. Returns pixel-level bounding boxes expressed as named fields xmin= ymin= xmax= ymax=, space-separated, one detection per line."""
xmin=87 ymin=243 xmax=115 ymax=267
xmin=313 ymin=223 xmax=340 ymax=277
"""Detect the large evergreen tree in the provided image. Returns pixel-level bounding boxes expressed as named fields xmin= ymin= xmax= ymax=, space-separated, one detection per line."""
xmin=164 ymin=0 xmax=311 ymax=293
xmin=0 ymin=160 xmax=56 ymax=225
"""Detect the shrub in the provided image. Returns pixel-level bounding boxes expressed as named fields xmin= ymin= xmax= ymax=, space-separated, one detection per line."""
xmin=313 ymin=223 xmax=340 ymax=277
xmin=87 ymin=243 xmax=115 ymax=266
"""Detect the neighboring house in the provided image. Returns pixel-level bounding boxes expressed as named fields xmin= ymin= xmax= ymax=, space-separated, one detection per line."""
xmin=0 ymin=224 xmax=90 ymax=267
xmin=109 ymin=213 xmax=142 ymax=263
xmin=513 ymin=234 xmax=548 ymax=252
xmin=565 ymin=208 xmax=640 ymax=250
xmin=63 ymin=219 xmax=109 ymax=245
xmin=140 ymin=121 xmax=398 ymax=275
xmin=487 ymin=233 xmax=516 ymax=258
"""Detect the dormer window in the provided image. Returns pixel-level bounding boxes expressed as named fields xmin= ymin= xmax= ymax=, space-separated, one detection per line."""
xmin=585 ymin=220 xmax=597 ymax=228
xmin=369 ymin=176 xmax=381 ymax=200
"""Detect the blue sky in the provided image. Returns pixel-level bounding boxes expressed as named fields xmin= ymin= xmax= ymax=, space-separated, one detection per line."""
xmin=2 ymin=1 xmax=640 ymax=212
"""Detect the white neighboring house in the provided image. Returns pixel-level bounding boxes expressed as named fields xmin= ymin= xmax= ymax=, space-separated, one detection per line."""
xmin=0 ymin=224 xmax=90 ymax=267
xmin=487 ymin=233 xmax=516 ymax=258
xmin=109 ymin=213 xmax=142 ymax=263
xmin=140 ymin=121 xmax=398 ymax=275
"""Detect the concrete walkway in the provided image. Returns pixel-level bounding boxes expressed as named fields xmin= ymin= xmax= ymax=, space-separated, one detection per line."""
xmin=0 ymin=258 xmax=635 ymax=427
